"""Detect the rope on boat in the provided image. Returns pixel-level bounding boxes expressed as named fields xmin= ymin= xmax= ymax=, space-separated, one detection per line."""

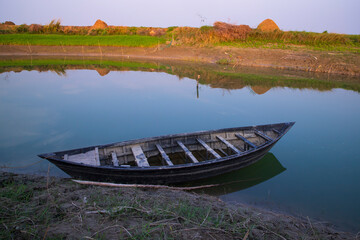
xmin=0 ymin=159 xmax=44 ymax=169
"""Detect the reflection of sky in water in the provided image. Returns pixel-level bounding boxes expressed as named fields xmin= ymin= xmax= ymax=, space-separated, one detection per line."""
xmin=0 ymin=69 xmax=360 ymax=231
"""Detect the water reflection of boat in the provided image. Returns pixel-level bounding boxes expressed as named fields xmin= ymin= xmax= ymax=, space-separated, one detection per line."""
xmin=178 ymin=153 xmax=286 ymax=196
xmin=38 ymin=122 xmax=294 ymax=184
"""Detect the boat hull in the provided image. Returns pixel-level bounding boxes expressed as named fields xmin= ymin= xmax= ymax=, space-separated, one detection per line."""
xmin=47 ymin=142 xmax=275 ymax=184
xmin=40 ymin=122 xmax=294 ymax=184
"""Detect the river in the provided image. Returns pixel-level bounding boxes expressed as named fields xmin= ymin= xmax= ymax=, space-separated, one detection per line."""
xmin=0 ymin=57 xmax=359 ymax=232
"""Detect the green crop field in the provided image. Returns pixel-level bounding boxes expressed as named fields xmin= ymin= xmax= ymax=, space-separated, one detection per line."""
xmin=0 ymin=34 xmax=166 ymax=47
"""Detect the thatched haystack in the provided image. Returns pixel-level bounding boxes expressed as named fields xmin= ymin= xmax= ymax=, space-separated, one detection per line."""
xmin=4 ymin=21 xmax=15 ymax=25
xmin=92 ymin=19 xmax=108 ymax=29
xmin=257 ymin=19 xmax=280 ymax=32
xmin=251 ymin=86 xmax=271 ymax=95
xmin=95 ymin=68 xmax=110 ymax=76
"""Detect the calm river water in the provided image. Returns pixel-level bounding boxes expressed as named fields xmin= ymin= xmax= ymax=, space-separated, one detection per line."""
xmin=0 ymin=59 xmax=359 ymax=231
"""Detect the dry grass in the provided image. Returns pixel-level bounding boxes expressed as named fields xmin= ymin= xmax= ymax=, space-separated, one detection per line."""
xmin=0 ymin=172 xmax=354 ymax=240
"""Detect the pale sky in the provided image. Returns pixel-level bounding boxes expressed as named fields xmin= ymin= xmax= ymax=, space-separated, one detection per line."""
xmin=0 ymin=0 xmax=359 ymax=34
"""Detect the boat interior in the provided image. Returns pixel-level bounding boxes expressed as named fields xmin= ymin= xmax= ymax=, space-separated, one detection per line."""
xmin=62 ymin=126 xmax=285 ymax=168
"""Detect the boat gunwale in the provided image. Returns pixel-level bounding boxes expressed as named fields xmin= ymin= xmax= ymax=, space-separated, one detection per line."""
xmin=39 ymin=122 xmax=295 ymax=171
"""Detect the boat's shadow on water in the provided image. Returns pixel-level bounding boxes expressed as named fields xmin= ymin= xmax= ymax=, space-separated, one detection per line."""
xmin=175 ymin=153 xmax=285 ymax=196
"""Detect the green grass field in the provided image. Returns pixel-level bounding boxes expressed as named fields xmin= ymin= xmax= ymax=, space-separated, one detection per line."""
xmin=0 ymin=34 xmax=166 ymax=47
xmin=0 ymin=31 xmax=359 ymax=53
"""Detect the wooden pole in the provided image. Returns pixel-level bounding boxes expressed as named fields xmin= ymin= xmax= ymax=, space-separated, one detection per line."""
xmin=72 ymin=179 xmax=220 ymax=190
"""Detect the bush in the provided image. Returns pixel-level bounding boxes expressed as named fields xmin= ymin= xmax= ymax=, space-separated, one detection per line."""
xmin=213 ymin=22 xmax=252 ymax=41
xmin=29 ymin=24 xmax=43 ymax=33
xmin=43 ymin=19 xmax=61 ymax=34
xmin=167 ymin=26 xmax=178 ymax=32
xmin=16 ymin=24 xmax=29 ymax=33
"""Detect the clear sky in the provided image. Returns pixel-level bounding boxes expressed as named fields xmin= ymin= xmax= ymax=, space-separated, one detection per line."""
xmin=0 ymin=0 xmax=359 ymax=34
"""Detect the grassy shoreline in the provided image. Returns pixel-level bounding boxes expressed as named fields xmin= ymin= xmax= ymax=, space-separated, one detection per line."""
xmin=0 ymin=172 xmax=355 ymax=239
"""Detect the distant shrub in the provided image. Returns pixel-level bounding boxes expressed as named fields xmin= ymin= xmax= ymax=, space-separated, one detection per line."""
xmin=213 ymin=22 xmax=252 ymax=41
xmin=128 ymin=27 xmax=137 ymax=35
xmin=0 ymin=30 xmax=11 ymax=34
xmin=16 ymin=24 xmax=29 ymax=33
xmin=43 ymin=19 xmax=61 ymax=33
xmin=174 ymin=22 xmax=252 ymax=45
xmin=200 ymin=25 xmax=213 ymax=32
xmin=29 ymin=24 xmax=43 ymax=33
xmin=167 ymin=26 xmax=178 ymax=32
xmin=136 ymin=27 xmax=148 ymax=36
xmin=248 ymin=30 xmax=350 ymax=45
xmin=150 ymin=28 xmax=165 ymax=36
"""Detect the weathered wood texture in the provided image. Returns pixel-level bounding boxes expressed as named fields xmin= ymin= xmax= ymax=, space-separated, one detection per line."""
xmin=131 ymin=145 xmax=150 ymax=167
xmin=254 ymin=130 xmax=273 ymax=142
xmin=155 ymin=144 xmax=174 ymax=166
xmin=216 ymin=136 xmax=242 ymax=154
xmin=196 ymin=138 xmax=221 ymax=159
xmin=177 ymin=141 xmax=199 ymax=163
xmin=111 ymin=152 xmax=119 ymax=167
xmin=235 ymin=133 xmax=257 ymax=149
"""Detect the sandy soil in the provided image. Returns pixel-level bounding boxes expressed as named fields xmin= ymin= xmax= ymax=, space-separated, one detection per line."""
xmin=1 ymin=45 xmax=359 ymax=76
xmin=0 ymin=172 xmax=356 ymax=239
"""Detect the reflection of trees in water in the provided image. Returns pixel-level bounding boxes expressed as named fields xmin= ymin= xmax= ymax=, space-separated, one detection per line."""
xmin=0 ymin=58 xmax=359 ymax=93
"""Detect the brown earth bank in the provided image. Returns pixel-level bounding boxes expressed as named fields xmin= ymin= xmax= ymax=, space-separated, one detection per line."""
xmin=1 ymin=45 xmax=359 ymax=76
xmin=0 ymin=172 xmax=356 ymax=239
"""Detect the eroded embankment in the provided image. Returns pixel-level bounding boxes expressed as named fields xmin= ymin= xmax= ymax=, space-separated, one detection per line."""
xmin=0 ymin=45 xmax=359 ymax=76
xmin=0 ymin=172 xmax=355 ymax=239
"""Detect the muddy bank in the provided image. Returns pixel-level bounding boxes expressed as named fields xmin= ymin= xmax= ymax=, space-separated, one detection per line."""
xmin=1 ymin=45 xmax=359 ymax=76
xmin=0 ymin=172 xmax=355 ymax=239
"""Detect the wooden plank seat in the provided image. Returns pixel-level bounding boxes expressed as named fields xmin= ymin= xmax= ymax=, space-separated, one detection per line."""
xmin=216 ymin=136 xmax=242 ymax=154
xmin=218 ymin=149 xmax=228 ymax=156
xmin=177 ymin=141 xmax=199 ymax=163
xmin=254 ymin=130 xmax=273 ymax=142
xmin=272 ymin=129 xmax=282 ymax=135
xmin=111 ymin=152 xmax=119 ymax=166
xmin=131 ymin=145 xmax=150 ymax=167
xmin=155 ymin=144 xmax=174 ymax=166
xmin=235 ymin=133 xmax=257 ymax=149
xmin=196 ymin=138 xmax=221 ymax=159
xmin=95 ymin=147 xmax=100 ymax=166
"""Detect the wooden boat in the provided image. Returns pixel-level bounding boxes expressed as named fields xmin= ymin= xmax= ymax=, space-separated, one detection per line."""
xmin=38 ymin=122 xmax=294 ymax=184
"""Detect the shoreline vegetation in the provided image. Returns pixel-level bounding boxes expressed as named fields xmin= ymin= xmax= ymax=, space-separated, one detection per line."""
xmin=0 ymin=19 xmax=359 ymax=52
xmin=0 ymin=19 xmax=359 ymax=76
xmin=0 ymin=172 xmax=356 ymax=239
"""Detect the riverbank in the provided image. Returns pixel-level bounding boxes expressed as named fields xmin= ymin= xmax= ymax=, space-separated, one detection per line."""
xmin=1 ymin=45 xmax=359 ymax=76
xmin=0 ymin=172 xmax=355 ymax=239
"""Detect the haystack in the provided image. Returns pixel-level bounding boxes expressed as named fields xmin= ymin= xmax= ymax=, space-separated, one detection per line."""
xmin=92 ymin=19 xmax=108 ymax=29
xmin=4 ymin=21 xmax=15 ymax=25
xmin=257 ymin=19 xmax=279 ymax=32
xmin=95 ymin=68 xmax=110 ymax=76
xmin=251 ymin=86 xmax=271 ymax=95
